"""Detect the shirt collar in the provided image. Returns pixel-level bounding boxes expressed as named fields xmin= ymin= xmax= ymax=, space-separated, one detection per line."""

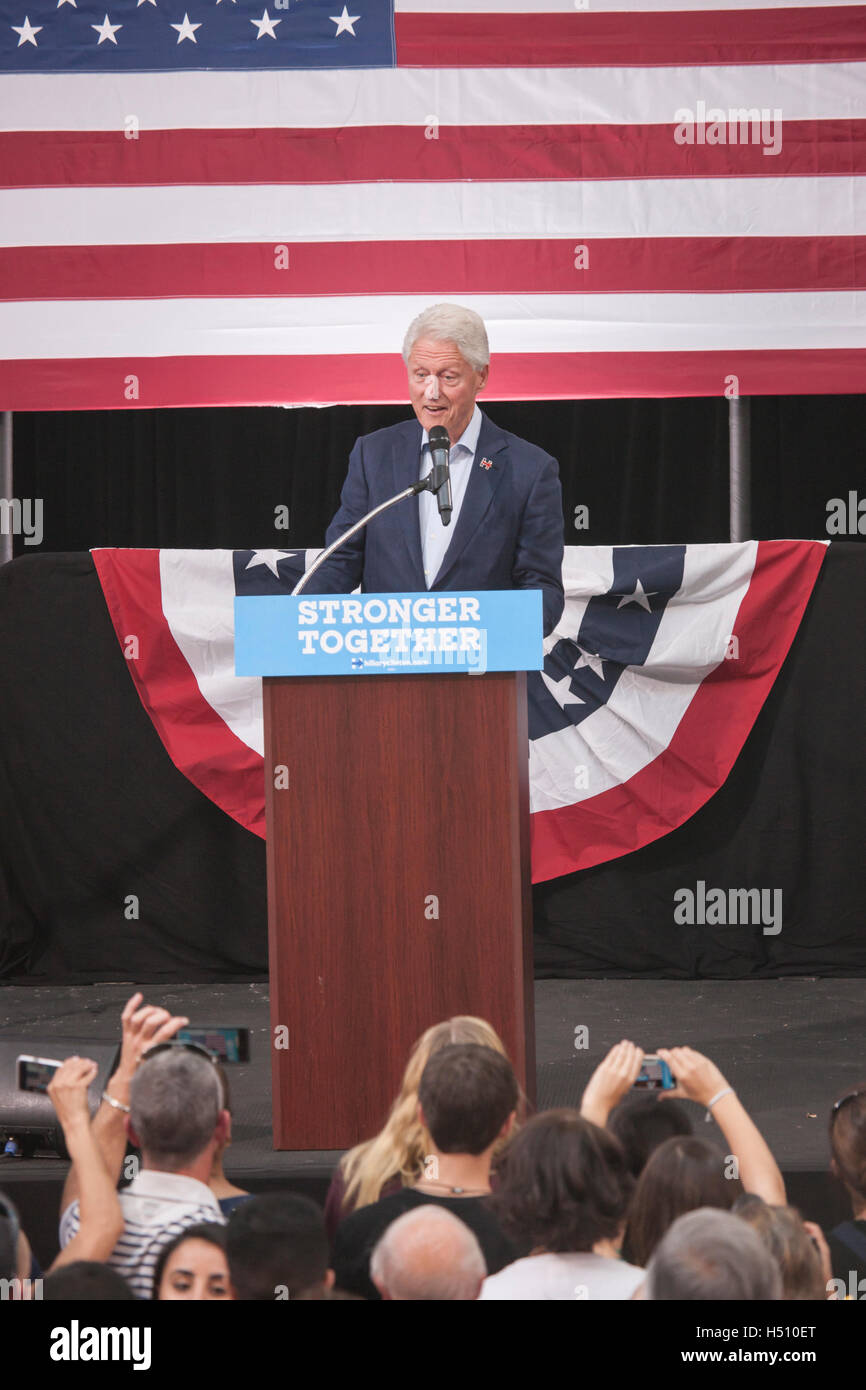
xmin=421 ymin=403 xmax=483 ymax=457
xmin=126 ymin=1169 xmax=220 ymax=1205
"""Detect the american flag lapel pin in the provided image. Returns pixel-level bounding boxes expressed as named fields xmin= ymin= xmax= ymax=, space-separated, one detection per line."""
xmin=480 ymin=457 xmax=493 ymax=470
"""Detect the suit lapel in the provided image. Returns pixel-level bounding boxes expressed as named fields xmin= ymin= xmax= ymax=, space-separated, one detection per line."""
xmin=390 ymin=419 xmax=426 ymax=586
xmin=431 ymin=411 xmax=508 ymax=588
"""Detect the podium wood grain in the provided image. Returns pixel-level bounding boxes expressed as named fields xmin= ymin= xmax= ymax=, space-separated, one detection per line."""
xmin=264 ymin=671 xmax=535 ymax=1150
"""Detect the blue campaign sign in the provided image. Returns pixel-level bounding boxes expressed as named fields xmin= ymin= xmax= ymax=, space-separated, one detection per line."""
xmin=234 ymin=590 xmax=543 ymax=676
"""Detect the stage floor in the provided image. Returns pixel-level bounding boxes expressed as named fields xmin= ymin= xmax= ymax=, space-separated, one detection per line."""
xmin=1 ymin=978 xmax=863 ymax=1265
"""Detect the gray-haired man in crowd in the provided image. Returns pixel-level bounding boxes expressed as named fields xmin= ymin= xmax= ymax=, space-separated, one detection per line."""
xmin=643 ymin=1208 xmax=782 ymax=1301
xmin=60 ymin=1043 xmax=227 ymax=1299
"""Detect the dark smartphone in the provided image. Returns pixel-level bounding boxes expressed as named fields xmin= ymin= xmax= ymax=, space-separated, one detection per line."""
xmin=632 ymin=1055 xmax=675 ymax=1091
xmin=17 ymin=1054 xmax=63 ymax=1093
xmin=176 ymin=1027 xmax=250 ymax=1064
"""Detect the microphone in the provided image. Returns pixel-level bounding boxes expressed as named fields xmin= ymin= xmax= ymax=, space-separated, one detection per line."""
xmin=428 ymin=424 xmax=452 ymax=527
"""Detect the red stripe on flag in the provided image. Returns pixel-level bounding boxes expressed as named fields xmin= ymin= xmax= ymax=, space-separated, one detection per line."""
xmin=1 ymin=348 xmax=865 ymax=410
xmin=91 ymin=548 xmax=266 ymax=839
xmin=2 ymin=120 xmax=865 ymax=188
xmin=2 ymin=238 xmax=864 ymax=301
xmin=530 ymin=538 xmax=828 ymax=882
xmin=395 ymin=7 xmax=866 ymax=68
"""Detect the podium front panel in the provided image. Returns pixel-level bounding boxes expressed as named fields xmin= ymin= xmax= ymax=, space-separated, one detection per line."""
xmin=264 ymin=670 xmax=534 ymax=1151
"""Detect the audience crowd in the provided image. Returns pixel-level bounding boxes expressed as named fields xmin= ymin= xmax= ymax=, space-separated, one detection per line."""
xmin=2 ymin=992 xmax=864 ymax=1301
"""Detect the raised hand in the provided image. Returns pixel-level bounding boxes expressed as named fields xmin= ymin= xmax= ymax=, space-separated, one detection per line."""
xmin=47 ymin=1056 xmax=99 ymax=1131
xmin=580 ymin=1039 xmax=646 ymax=1126
xmin=656 ymin=1046 xmax=729 ymax=1107
xmin=116 ymin=992 xmax=190 ymax=1079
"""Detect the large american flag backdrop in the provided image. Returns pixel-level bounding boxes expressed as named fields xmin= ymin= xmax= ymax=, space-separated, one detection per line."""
xmin=1 ymin=0 xmax=865 ymax=410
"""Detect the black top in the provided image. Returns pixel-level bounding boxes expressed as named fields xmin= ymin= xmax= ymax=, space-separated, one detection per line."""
xmin=331 ymin=1188 xmax=518 ymax=1300
xmin=218 ymin=1193 xmax=254 ymax=1217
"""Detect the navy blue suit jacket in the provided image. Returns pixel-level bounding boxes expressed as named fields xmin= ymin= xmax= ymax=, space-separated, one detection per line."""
xmin=304 ymin=411 xmax=565 ymax=636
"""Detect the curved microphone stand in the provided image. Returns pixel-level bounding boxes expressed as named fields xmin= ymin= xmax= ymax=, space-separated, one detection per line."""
xmin=291 ymin=474 xmax=437 ymax=597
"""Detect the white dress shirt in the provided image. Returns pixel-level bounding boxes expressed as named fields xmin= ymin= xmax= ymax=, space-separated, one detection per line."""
xmin=417 ymin=404 xmax=483 ymax=588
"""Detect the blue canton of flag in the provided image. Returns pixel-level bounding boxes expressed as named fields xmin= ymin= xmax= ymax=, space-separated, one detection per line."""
xmin=232 ymin=548 xmax=307 ymax=593
xmin=529 ymin=546 xmax=687 ymax=737
xmin=0 ymin=0 xmax=395 ymax=72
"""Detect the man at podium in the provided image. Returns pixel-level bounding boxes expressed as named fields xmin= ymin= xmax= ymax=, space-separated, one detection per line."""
xmin=302 ymin=303 xmax=565 ymax=637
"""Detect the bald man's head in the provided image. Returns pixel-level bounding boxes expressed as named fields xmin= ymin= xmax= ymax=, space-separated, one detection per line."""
xmin=370 ymin=1206 xmax=486 ymax=1301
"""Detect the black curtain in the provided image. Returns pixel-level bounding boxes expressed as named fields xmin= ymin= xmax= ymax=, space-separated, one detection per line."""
xmin=749 ymin=395 xmax=866 ymax=540
xmin=11 ymin=396 xmax=737 ymax=554
xmin=0 ymin=552 xmax=268 ymax=982
xmin=11 ymin=395 xmax=865 ymax=555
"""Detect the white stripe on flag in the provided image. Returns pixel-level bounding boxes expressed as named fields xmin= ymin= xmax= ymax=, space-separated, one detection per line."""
xmin=2 ymin=178 xmax=864 ymax=248
xmin=3 ymin=292 xmax=865 ymax=360
xmin=159 ymin=549 xmax=326 ymax=757
xmin=2 ymin=63 xmax=863 ymax=131
xmin=159 ymin=551 xmax=265 ymax=757
xmin=529 ymin=542 xmax=759 ymax=814
xmin=542 ymin=548 xmax=616 ymax=662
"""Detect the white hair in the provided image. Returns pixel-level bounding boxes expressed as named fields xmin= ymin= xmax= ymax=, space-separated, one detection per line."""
xmin=402 ymin=303 xmax=490 ymax=370
xmin=369 ymin=1205 xmax=486 ymax=1301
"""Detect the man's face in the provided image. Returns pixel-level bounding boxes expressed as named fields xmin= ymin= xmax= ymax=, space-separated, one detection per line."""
xmin=407 ymin=338 xmax=488 ymax=444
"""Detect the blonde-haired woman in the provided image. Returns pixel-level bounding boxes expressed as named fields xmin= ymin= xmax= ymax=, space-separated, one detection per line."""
xmin=323 ymin=1016 xmax=513 ymax=1242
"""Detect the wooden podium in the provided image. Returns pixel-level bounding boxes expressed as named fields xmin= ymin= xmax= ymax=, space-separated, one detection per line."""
xmin=263 ymin=667 xmax=535 ymax=1150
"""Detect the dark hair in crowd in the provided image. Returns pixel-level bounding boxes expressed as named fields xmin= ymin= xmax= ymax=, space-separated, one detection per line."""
xmin=226 ymin=1194 xmax=329 ymax=1300
xmin=829 ymin=1084 xmax=866 ymax=1204
xmin=43 ymin=1262 xmax=136 ymax=1300
xmin=417 ymin=1044 xmax=518 ymax=1155
xmin=491 ymin=1109 xmax=633 ymax=1252
xmin=151 ymin=1222 xmax=228 ymax=1300
xmin=623 ymin=1135 xmax=742 ymax=1268
xmin=607 ymin=1095 xmax=693 ymax=1179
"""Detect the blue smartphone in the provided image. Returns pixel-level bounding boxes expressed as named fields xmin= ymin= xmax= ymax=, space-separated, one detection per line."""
xmin=633 ymin=1055 xmax=675 ymax=1090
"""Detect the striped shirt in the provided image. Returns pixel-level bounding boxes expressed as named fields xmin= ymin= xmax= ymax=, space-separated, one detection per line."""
xmin=60 ymin=1170 xmax=225 ymax=1300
